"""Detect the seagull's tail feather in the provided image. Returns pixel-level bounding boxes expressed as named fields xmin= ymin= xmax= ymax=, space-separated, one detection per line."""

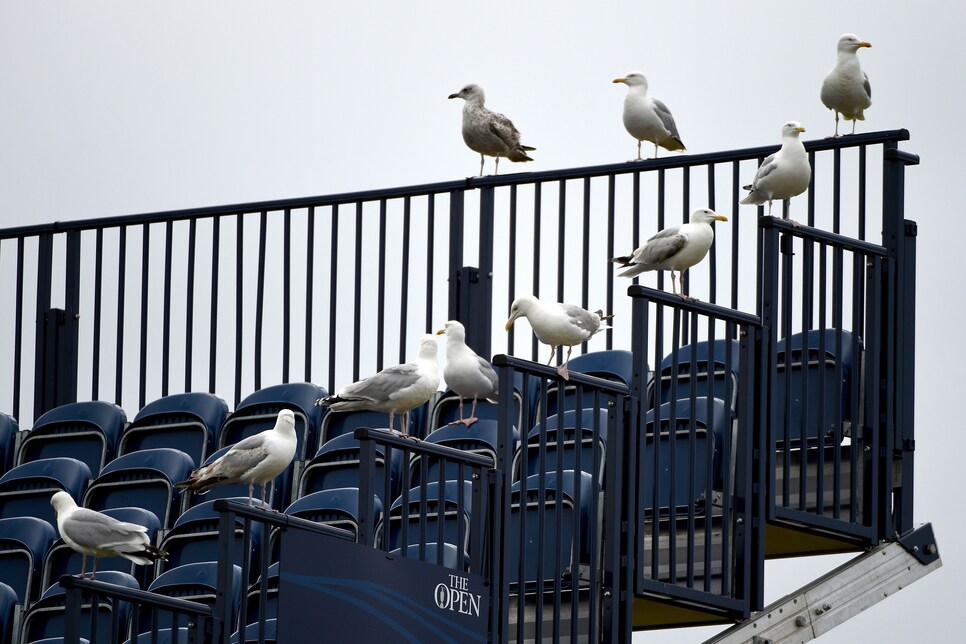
xmin=508 ymin=147 xmax=535 ymax=163
xmin=120 ymin=543 xmax=168 ymax=566
xmin=175 ymin=464 xmax=228 ymax=495
xmin=661 ymin=136 xmax=686 ymax=152
xmin=520 ymin=145 xmax=537 ymax=151
xmin=611 ymin=256 xmax=648 ymax=278
xmin=610 ymin=254 xmax=634 ymax=266
xmin=739 ymin=189 xmax=764 ymax=205
xmin=594 ymin=310 xmax=615 ymax=324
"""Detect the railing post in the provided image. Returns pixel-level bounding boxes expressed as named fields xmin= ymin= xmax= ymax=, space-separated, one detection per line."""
xmin=213 ymin=501 xmax=237 ymax=644
xmin=882 ymin=144 xmax=920 ymax=536
xmin=447 ymin=186 xmax=494 ymax=359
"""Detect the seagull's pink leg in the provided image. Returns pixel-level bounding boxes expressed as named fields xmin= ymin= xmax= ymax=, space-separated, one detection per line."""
xmin=462 ymin=397 xmax=479 ymax=426
xmin=80 ymin=554 xmax=88 ymax=577
xmin=248 ymin=481 xmax=255 ymax=507
xmin=557 ymin=346 xmax=573 ymax=381
xmin=91 ymin=557 xmax=99 ymax=580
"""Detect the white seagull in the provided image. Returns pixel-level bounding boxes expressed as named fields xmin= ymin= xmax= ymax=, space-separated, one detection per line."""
xmin=740 ymin=121 xmax=811 ymax=220
xmin=50 ymin=491 xmax=168 ymax=579
xmin=505 ymin=296 xmax=611 ymax=381
xmin=613 ymin=71 xmax=685 ymax=161
xmin=316 ymin=334 xmax=440 ymax=436
xmin=175 ymin=409 xmax=298 ymax=507
xmin=611 ymin=208 xmax=729 ymax=299
xmin=821 ymin=33 xmax=872 ymax=137
xmin=437 ymin=320 xmax=499 ymax=426
xmin=448 ymin=84 xmax=535 ymax=176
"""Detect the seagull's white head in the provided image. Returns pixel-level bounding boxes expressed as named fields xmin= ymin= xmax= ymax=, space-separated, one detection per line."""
xmin=781 ymin=121 xmax=806 ymax=138
xmin=50 ymin=490 xmax=77 ymax=517
xmin=613 ymin=71 xmax=648 ymax=92
xmin=437 ymin=320 xmax=467 ymax=342
xmin=274 ymin=409 xmax=296 ymax=435
xmin=837 ymin=33 xmax=871 ymax=53
xmin=689 ymin=208 xmax=729 ymax=225
xmin=417 ymin=334 xmax=439 ymax=359
xmin=505 ymin=295 xmax=539 ymax=330
xmin=448 ymin=84 xmax=485 ymax=103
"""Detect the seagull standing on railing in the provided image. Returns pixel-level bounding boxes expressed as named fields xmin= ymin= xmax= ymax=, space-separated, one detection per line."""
xmin=821 ymin=33 xmax=872 ymax=137
xmin=448 ymin=84 xmax=535 ymax=176
xmin=611 ymin=208 xmax=728 ymax=300
xmin=51 ymin=491 xmax=168 ymax=579
xmin=175 ymin=409 xmax=297 ymax=507
xmin=437 ymin=320 xmax=499 ymax=426
xmin=505 ymin=296 xmax=612 ymax=381
xmin=315 ymin=334 xmax=440 ymax=437
xmin=613 ymin=71 xmax=685 ymax=161
xmin=740 ymin=121 xmax=811 ymax=221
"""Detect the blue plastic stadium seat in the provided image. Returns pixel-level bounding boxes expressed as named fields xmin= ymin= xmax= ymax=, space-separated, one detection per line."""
xmin=243 ymin=562 xmax=279 ymax=626
xmin=41 ymin=507 xmax=161 ymax=593
xmin=541 ymin=350 xmax=634 ymax=419
xmin=429 ymin=368 xmax=534 ymax=432
xmin=0 ymin=516 xmax=57 ymax=607
xmin=19 ymin=570 xmax=138 ymax=644
xmin=655 ymin=340 xmax=741 ymax=416
xmin=642 ymin=397 xmax=729 ymax=516
xmin=319 ymin=409 xmax=404 ymax=445
xmin=158 ymin=497 xmax=267 ymax=583
xmin=515 ymin=409 xmax=609 ymax=485
xmin=507 ymin=470 xmax=595 ymax=590
xmin=298 ymin=430 xmax=403 ymax=508
xmin=83 ymin=448 xmax=194 ymax=530
xmin=383 ymin=480 xmax=475 ymax=563
xmin=16 ymin=401 xmax=126 ymax=477
xmin=0 ymin=458 xmax=92 ymax=526
xmin=0 ymin=413 xmax=18 ymax=477
xmin=140 ymin=562 xmax=241 ymax=635
xmin=410 ymin=420 xmax=515 ymax=489
xmin=232 ymin=618 xmax=277 ymax=644
xmin=120 ymin=392 xmax=229 ymax=468
xmin=285 ymin=488 xmax=382 ymax=543
xmin=0 ymin=582 xmax=18 ymax=644
xmin=775 ymin=329 xmax=860 ymax=447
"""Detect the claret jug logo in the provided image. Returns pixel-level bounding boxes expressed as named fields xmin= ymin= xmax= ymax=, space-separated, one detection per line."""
xmin=434 ymin=573 xmax=482 ymax=617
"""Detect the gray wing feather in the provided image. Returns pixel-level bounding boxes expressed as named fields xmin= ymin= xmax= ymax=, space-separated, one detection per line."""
xmin=652 ymin=98 xmax=681 ymax=139
xmin=65 ymin=510 xmax=146 ymax=550
xmin=863 ymin=72 xmax=871 ymax=100
xmin=216 ymin=444 xmax=269 ymax=477
xmin=488 ymin=112 xmax=523 ymax=148
xmin=476 ymin=356 xmax=500 ymax=399
xmin=344 ymin=364 xmax=420 ymax=402
xmin=751 ymin=152 xmax=778 ymax=184
xmin=638 ymin=232 xmax=688 ymax=265
xmin=561 ymin=304 xmax=601 ymax=333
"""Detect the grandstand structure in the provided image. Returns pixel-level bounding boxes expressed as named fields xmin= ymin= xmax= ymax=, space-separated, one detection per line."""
xmin=0 ymin=129 xmax=941 ymax=642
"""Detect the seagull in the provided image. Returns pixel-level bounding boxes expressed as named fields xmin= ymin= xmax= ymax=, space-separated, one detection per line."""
xmin=505 ymin=296 xmax=611 ymax=381
xmin=740 ymin=121 xmax=811 ymax=220
xmin=611 ymin=208 xmax=728 ymax=299
xmin=613 ymin=71 xmax=685 ymax=160
xmin=821 ymin=33 xmax=872 ymax=137
xmin=448 ymin=84 xmax=535 ymax=176
xmin=316 ymin=334 xmax=440 ymax=436
xmin=437 ymin=320 xmax=498 ymax=426
xmin=175 ymin=409 xmax=297 ymax=507
xmin=50 ymin=491 xmax=168 ymax=579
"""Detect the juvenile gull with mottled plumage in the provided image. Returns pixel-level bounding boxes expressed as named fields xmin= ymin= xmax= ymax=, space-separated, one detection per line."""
xmin=611 ymin=208 xmax=728 ymax=299
xmin=316 ymin=334 xmax=440 ymax=436
xmin=51 ymin=491 xmax=168 ymax=579
xmin=505 ymin=295 xmax=611 ymax=381
xmin=448 ymin=84 xmax=535 ymax=176
xmin=175 ymin=409 xmax=297 ymax=507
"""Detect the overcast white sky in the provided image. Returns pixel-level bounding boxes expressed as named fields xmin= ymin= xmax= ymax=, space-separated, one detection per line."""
xmin=1 ymin=2 xmax=962 ymax=641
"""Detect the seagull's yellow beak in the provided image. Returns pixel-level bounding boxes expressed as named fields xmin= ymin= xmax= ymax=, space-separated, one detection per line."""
xmin=796 ymin=126 xmax=806 ymax=134
xmin=505 ymin=318 xmax=515 ymax=331
xmin=713 ymin=214 xmax=729 ymax=222
xmin=436 ymin=328 xmax=446 ymax=335
xmin=612 ymin=77 xmax=627 ymax=84
xmin=859 ymin=41 xmax=872 ymax=48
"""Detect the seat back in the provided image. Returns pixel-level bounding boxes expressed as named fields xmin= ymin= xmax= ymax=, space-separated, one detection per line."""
xmin=120 ymin=393 xmax=228 ymax=468
xmin=642 ymin=397 xmax=728 ymax=516
xmin=0 ymin=582 xmax=17 ymax=644
xmin=84 ymin=449 xmax=194 ymax=529
xmin=219 ymin=383 xmax=326 ymax=462
xmin=298 ymin=430 xmax=402 ymax=507
xmin=775 ymin=329 xmax=859 ymax=447
xmin=654 ymin=340 xmax=741 ymax=416
xmin=319 ymin=410 xmax=402 ymax=445
xmin=516 ymin=409 xmax=608 ymax=484
xmin=0 ymin=458 xmax=92 ymax=526
xmin=410 ymin=420 xmax=512 ymax=488
xmin=140 ymin=562 xmax=241 ymax=634
xmin=542 ymin=350 xmax=633 ymax=418
xmin=383 ymin=481 xmax=475 ymax=559
xmin=17 ymin=401 xmax=126 ymax=477
xmin=0 ymin=516 xmax=57 ymax=607
xmin=0 ymin=413 xmax=18 ymax=477
xmin=284 ymin=488 xmax=382 ymax=543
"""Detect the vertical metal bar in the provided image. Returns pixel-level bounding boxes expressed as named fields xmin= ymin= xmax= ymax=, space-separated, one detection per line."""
xmin=556 ymin=179 xmax=566 ymax=308
xmin=731 ymin=160 xmax=741 ymax=312
xmin=13 ymin=237 xmax=25 ymax=419
xmin=283 ymin=208 xmax=292 ymax=382
xmin=185 ymin=219 xmax=197 ymax=391
xmin=447 ymin=190 xmax=465 ymax=323
xmin=681 ymin=165 xmax=691 ymax=301
xmin=33 ymin=232 xmax=53 ymax=417
xmin=606 ymin=175 xmax=616 ymax=349
xmin=304 ymin=206 xmax=315 ymax=383
xmin=807 ymin=150 xmax=816 ymax=228
xmin=531 ymin=183 xmax=542 ymax=361
xmin=832 ymin=147 xmax=842 ymax=234
xmin=209 ymin=216 xmax=221 ymax=394
xmin=115 ymin=226 xmax=128 ymax=405
xmin=581 ymin=177 xmax=591 ymax=351
xmin=254 ymin=211 xmax=268 ymax=391
xmin=162 ymin=221 xmax=173 ymax=396
xmin=92 ymin=228 xmax=104 ymax=398
xmin=707 ymin=163 xmax=717 ymax=304
xmin=353 ymin=202 xmax=364 ymax=379
xmin=507 ymin=186 xmax=518 ymax=356
xmin=425 ymin=196 xmax=436 ymax=334
xmin=399 ymin=196 xmax=411 ymax=363
xmin=139 ymin=223 xmax=151 ymax=408
xmin=858 ymin=145 xmax=867 ymax=240
xmin=234 ymin=214 xmax=245 ymax=407
xmin=376 ymin=199 xmax=387 ymax=370
xmin=475 ymin=186 xmax=495 ymax=359
xmin=328 ymin=205 xmax=340 ymax=393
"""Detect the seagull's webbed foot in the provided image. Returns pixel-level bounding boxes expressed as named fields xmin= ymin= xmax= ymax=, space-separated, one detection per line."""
xmin=460 ymin=417 xmax=479 ymax=427
xmin=557 ymin=363 xmax=571 ymax=381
